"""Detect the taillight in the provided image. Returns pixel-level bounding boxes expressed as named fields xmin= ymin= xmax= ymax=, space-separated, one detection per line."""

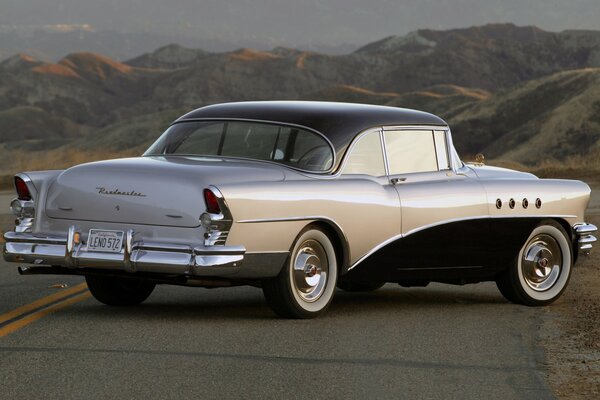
xmin=15 ymin=177 xmax=32 ymax=201
xmin=204 ymin=188 xmax=221 ymax=214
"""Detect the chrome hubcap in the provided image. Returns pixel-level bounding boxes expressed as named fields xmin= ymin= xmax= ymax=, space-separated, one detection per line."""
xmin=292 ymin=240 xmax=328 ymax=302
xmin=521 ymin=234 xmax=562 ymax=292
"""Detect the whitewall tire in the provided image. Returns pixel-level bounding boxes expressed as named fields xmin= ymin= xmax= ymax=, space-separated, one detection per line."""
xmin=496 ymin=221 xmax=572 ymax=306
xmin=262 ymin=226 xmax=338 ymax=318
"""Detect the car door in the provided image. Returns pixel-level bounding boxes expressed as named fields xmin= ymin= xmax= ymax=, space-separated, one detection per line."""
xmin=339 ymin=128 xmax=402 ymax=265
xmin=383 ymin=127 xmax=490 ymax=270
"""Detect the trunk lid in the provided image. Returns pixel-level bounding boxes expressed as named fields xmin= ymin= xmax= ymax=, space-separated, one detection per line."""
xmin=45 ymin=156 xmax=285 ymax=227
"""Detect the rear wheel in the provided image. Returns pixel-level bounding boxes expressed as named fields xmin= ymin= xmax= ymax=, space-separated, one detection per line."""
xmin=262 ymin=226 xmax=338 ymax=318
xmin=496 ymin=221 xmax=572 ymax=306
xmin=86 ymin=275 xmax=155 ymax=306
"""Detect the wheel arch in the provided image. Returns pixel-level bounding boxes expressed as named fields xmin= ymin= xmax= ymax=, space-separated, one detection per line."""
xmin=304 ymin=219 xmax=350 ymax=275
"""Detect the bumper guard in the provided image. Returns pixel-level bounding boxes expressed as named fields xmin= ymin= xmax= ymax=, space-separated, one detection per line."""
xmin=573 ymin=223 xmax=597 ymax=255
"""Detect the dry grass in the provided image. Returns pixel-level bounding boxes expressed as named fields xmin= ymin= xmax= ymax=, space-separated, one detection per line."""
xmin=483 ymin=153 xmax=600 ymax=181
xmin=0 ymin=146 xmax=138 ymax=190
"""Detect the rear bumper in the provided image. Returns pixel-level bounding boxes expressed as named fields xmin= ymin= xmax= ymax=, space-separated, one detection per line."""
xmin=573 ymin=222 xmax=598 ymax=255
xmin=3 ymin=227 xmax=246 ymax=277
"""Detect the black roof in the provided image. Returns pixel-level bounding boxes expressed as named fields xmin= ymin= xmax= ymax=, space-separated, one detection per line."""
xmin=176 ymin=101 xmax=448 ymax=170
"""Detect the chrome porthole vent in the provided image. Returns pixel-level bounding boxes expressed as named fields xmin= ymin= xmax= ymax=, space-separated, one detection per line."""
xmin=496 ymin=199 xmax=502 ymax=209
xmin=509 ymin=199 xmax=516 ymax=209
xmin=522 ymin=198 xmax=529 ymax=209
xmin=536 ymin=198 xmax=542 ymax=209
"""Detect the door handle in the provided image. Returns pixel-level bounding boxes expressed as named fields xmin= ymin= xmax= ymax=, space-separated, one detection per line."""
xmin=390 ymin=177 xmax=407 ymax=185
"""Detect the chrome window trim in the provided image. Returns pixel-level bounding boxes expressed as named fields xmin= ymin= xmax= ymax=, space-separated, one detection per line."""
xmin=446 ymin=128 xmax=464 ymax=172
xmin=347 ymin=214 xmax=578 ymax=271
xmin=433 ymin=130 xmax=451 ymax=171
xmin=146 ymin=117 xmax=337 ymax=175
xmin=381 ymin=125 xmax=449 ymax=131
xmin=380 ymin=128 xmax=391 ymax=176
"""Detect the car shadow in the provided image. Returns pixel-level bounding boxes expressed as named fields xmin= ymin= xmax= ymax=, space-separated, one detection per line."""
xmin=76 ymin=284 xmax=509 ymax=321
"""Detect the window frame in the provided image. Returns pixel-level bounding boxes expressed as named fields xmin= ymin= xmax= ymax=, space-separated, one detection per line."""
xmin=381 ymin=126 xmax=453 ymax=178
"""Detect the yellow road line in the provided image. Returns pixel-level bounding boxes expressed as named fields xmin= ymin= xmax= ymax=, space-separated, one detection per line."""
xmin=0 ymin=282 xmax=88 ymax=325
xmin=0 ymin=291 xmax=92 ymax=338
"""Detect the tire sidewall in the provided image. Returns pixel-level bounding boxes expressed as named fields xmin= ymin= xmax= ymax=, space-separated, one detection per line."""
xmin=286 ymin=228 xmax=338 ymax=315
xmin=515 ymin=223 xmax=572 ymax=304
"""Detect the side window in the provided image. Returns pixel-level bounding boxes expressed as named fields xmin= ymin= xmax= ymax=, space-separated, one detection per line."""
xmin=384 ymin=130 xmax=449 ymax=175
xmin=342 ymin=131 xmax=386 ymax=176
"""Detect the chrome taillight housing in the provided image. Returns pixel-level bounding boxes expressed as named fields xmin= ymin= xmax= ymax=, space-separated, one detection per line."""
xmin=200 ymin=187 xmax=232 ymax=246
xmin=11 ymin=175 xmax=36 ymax=233
xmin=204 ymin=188 xmax=221 ymax=214
xmin=15 ymin=176 xmax=32 ymax=201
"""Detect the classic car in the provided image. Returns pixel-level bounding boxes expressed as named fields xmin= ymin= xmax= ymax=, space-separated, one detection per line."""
xmin=3 ymin=101 xmax=597 ymax=318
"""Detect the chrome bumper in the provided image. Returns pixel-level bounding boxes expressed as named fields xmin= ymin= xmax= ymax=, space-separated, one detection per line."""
xmin=573 ymin=223 xmax=598 ymax=255
xmin=3 ymin=228 xmax=246 ymax=277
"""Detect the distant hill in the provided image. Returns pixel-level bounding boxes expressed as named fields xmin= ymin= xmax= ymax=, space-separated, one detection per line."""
xmin=1 ymin=23 xmax=600 ymax=175
xmin=450 ymin=68 xmax=600 ymax=161
xmin=0 ymin=27 xmax=358 ymax=63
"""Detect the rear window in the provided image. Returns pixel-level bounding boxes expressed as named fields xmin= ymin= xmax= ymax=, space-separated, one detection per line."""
xmin=144 ymin=121 xmax=334 ymax=172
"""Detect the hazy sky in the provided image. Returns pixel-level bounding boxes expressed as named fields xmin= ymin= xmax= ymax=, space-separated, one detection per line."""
xmin=2 ymin=0 xmax=600 ymax=47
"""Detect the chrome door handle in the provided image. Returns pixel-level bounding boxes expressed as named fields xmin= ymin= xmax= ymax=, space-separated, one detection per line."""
xmin=390 ymin=177 xmax=407 ymax=185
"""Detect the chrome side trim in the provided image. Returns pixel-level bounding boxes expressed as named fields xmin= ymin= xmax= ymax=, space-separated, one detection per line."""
xmin=405 ymin=214 xmax=577 ymax=237
xmin=238 ymin=215 xmax=339 ymax=224
xmin=348 ymin=232 xmax=404 ymax=271
xmin=348 ymin=214 xmax=581 ymax=271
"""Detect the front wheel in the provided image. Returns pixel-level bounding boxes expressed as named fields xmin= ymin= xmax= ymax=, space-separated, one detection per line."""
xmin=86 ymin=275 xmax=155 ymax=306
xmin=262 ymin=226 xmax=338 ymax=318
xmin=496 ymin=221 xmax=572 ymax=306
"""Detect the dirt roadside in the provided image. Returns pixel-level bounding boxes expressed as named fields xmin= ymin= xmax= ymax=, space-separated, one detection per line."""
xmin=542 ymin=183 xmax=600 ymax=398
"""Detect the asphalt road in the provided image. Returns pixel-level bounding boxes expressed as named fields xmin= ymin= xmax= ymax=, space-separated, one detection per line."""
xmin=0 ymin=191 xmax=555 ymax=399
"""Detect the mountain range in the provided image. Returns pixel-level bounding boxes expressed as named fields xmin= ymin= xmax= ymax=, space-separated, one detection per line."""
xmin=2 ymin=23 xmax=600 ymax=176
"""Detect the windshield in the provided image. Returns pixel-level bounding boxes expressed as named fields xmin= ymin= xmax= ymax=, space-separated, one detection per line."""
xmin=145 ymin=120 xmax=334 ymax=172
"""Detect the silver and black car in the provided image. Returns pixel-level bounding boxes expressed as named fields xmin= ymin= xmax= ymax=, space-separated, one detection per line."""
xmin=4 ymin=101 xmax=597 ymax=318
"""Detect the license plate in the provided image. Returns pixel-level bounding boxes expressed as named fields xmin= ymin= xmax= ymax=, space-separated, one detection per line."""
xmin=87 ymin=229 xmax=124 ymax=253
